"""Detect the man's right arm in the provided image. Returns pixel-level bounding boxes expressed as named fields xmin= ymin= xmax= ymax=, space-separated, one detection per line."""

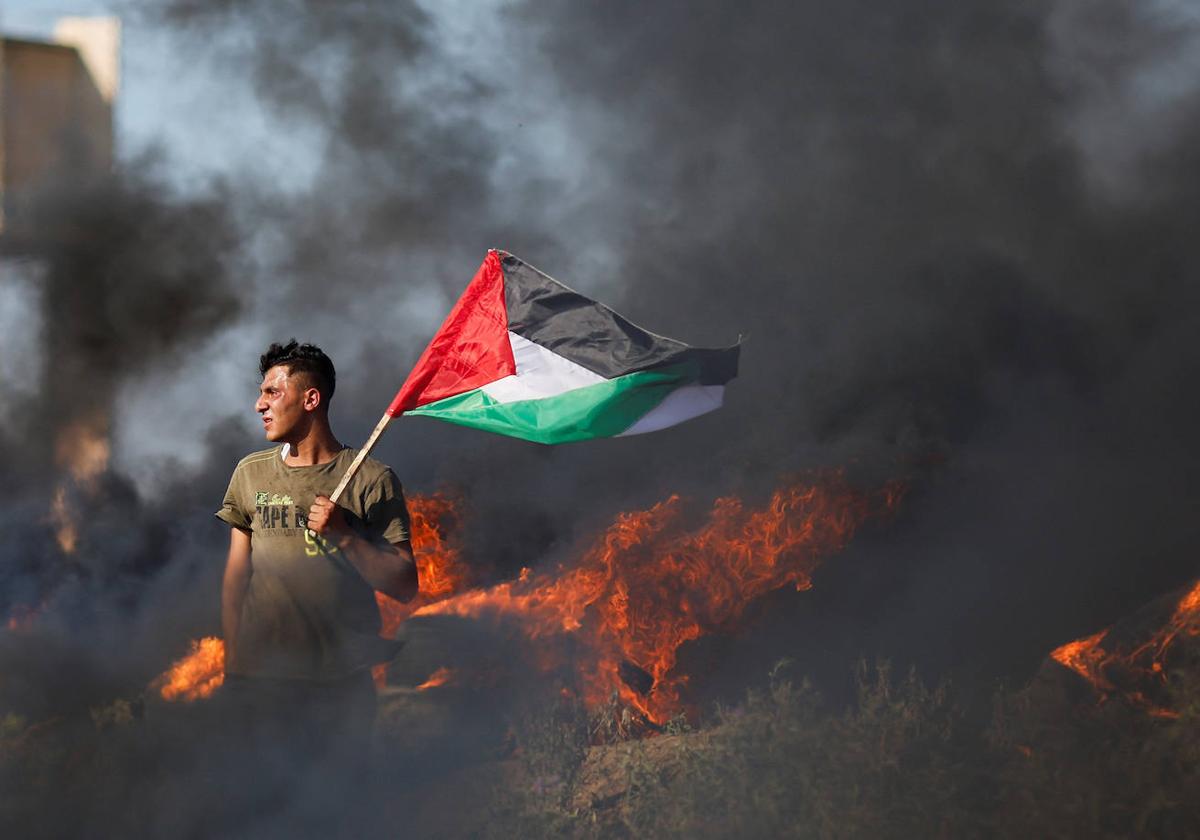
xmin=221 ymin=527 xmax=252 ymax=673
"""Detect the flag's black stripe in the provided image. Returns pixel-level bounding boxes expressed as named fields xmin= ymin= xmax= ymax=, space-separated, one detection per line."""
xmin=500 ymin=253 xmax=739 ymax=384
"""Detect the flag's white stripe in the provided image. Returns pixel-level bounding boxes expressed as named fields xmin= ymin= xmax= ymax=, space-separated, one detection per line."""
xmin=481 ymin=332 xmax=607 ymax=404
xmin=617 ymin=384 xmax=725 ymax=436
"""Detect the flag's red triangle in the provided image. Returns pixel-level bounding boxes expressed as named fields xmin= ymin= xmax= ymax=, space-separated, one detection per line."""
xmin=387 ymin=250 xmax=515 ymax=416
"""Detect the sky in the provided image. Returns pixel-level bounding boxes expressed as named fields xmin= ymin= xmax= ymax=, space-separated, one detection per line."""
xmin=1 ymin=0 xmax=528 ymax=478
xmin=2 ymin=1 xmax=321 ymax=185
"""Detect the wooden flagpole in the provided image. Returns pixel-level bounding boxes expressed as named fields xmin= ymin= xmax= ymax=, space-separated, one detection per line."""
xmin=329 ymin=411 xmax=397 ymax=505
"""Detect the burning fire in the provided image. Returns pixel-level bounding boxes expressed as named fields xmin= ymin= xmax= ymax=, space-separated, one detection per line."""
xmin=1050 ymin=630 xmax=1110 ymax=689
xmin=156 ymin=476 xmax=901 ymax=722
xmin=416 ymin=667 xmax=455 ymax=691
xmin=154 ymin=637 xmax=225 ymax=702
xmin=371 ymin=493 xmax=470 ymax=686
xmin=376 ymin=492 xmax=470 ymax=640
xmin=49 ymin=486 xmax=79 ymax=554
xmin=55 ymin=417 xmax=111 ymax=485
xmin=4 ymin=602 xmax=45 ymax=633
xmin=1050 ymin=578 xmax=1200 ymax=716
xmin=415 ymin=474 xmax=901 ymax=722
xmin=47 ymin=416 xmax=111 ymax=554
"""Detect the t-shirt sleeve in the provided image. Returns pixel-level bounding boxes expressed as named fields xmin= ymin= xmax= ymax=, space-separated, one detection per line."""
xmin=215 ymin=466 xmax=252 ymax=531
xmin=364 ymin=469 xmax=411 ymax=545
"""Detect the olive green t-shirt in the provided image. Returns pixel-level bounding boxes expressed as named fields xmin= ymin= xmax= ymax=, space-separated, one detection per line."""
xmin=216 ymin=445 xmax=411 ymax=681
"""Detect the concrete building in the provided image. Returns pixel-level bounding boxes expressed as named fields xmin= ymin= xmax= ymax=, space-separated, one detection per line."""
xmin=0 ymin=17 xmax=120 ymax=248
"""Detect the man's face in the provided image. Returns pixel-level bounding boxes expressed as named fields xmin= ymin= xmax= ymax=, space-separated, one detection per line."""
xmin=255 ymin=365 xmax=315 ymax=442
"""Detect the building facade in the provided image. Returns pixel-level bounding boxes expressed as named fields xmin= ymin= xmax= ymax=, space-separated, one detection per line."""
xmin=0 ymin=17 xmax=119 ymax=249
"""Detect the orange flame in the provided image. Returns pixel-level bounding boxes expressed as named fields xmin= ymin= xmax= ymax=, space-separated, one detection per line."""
xmin=157 ymin=478 xmax=900 ymax=716
xmin=155 ymin=637 xmax=225 ymax=702
xmin=415 ymin=474 xmax=901 ymax=722
xmin=373 ymin=492 xmax=470 ymax=686
xmin=376 ymin=492 xmax=470 ymax=639
xmin=49 ymin=486 xmax=78 ymax=554
xmin=47 ymin=417 xmax=111 ymax=554
xmin=1050 ymin=578 xmax=1200 ymax=714
xmin=1049 ymin=629 xmax=1112 ymax=692
xmin=55 ymin=417 xmax=111 ymax=485
xmin=4 ymin=602 xmax=45 ymax=633
xmin=416 ymin=667 xmax=454 ymax=691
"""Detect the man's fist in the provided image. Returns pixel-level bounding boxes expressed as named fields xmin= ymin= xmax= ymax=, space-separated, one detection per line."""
xmin=308 ymin=495 xmax=348 ymax=536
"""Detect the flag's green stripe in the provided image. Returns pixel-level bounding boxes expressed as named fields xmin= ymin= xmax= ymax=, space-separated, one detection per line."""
xmin=406 ymin=363 xmax=698 ymax=444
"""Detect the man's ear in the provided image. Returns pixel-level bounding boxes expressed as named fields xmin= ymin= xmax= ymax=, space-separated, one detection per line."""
xmin=303 ymin=388 xmax=322 ymax=412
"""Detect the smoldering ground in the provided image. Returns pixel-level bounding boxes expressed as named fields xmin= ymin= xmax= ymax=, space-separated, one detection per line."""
xmin=4 ymin=0 xmax=1200 ymax=834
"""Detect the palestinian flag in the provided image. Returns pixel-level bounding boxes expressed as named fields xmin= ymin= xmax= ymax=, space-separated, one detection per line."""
xmin=388 ymin=250 xmax=739 ymax=444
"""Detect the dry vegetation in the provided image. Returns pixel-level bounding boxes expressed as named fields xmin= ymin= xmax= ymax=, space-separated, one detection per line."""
xmin=481 ymin=657 xmax=1200 ymax=839
xmin=4 ymin=656 xmax=1200 ymax=838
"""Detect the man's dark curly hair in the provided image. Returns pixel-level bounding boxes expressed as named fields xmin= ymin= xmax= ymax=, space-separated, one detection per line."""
xmin=260 ymin=340 xmax=336 ymax=402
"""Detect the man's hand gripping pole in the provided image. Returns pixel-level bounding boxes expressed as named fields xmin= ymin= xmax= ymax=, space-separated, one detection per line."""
xmin=328 ymin=411 xmax=396 ymax=505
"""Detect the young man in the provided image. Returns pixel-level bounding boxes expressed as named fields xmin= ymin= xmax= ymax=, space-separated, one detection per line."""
xmin=215 ymin=340 xmax=417 ymax=770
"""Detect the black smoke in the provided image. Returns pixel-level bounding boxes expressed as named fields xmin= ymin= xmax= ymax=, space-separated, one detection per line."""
xmin=132 ymin=0 xmax=1200 ymax=680
xmin=0 ymin=154 xmax=247 ymax=704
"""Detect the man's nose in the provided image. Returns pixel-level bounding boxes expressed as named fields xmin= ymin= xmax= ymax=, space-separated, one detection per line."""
xmin=255 ymin=395 xmax=268 ymax=412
